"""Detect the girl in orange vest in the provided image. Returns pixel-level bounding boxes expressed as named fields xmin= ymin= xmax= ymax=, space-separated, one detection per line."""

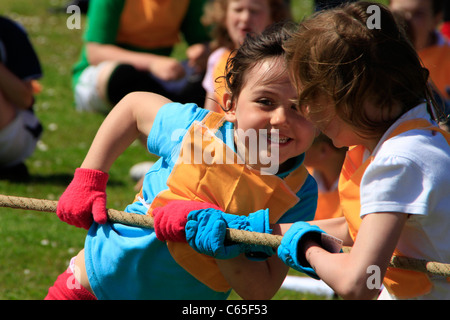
xmin=272 ymin=2 xmax=450 ymax=300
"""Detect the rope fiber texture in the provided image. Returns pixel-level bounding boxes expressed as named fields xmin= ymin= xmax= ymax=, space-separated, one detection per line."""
xmin=1 ymin=194 xmax=449 ymax=277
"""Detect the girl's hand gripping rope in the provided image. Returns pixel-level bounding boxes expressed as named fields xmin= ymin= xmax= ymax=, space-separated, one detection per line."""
xmin=56 ymin=168 xmax=109 ymax=229
xmin=185 ymin=209 xmax=275 ymax=260
xmin=278 ymin=222 xmax=333 ymax=279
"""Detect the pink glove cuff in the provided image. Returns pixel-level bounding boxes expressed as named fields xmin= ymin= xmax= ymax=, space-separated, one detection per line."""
xmin=153 ymin=200 xmax=221 ymax=242
xmin=75 ymin=168 xmax=109 ymax=189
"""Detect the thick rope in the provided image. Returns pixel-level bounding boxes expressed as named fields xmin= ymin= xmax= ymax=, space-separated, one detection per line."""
xmin=1 ymin=194 xmax=449 ymax=277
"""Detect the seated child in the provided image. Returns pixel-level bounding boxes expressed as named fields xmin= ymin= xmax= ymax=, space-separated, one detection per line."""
xmin=0 ymin=16 xmax=43 ymax=180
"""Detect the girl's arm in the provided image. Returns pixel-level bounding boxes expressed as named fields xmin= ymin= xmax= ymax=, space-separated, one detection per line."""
xmin=303 ymin=212 xmax=408 ymax=300
xmin=80 ymin=91 xmax=171 ymax=172
xmin=216 ymin=254 xmax=289 ymax=300
xmin=274 ymin=216 xmax=354 ymax=247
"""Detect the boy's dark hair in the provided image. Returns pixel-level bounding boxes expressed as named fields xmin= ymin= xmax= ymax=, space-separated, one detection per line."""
xmin=223 ymin=22 xmax=295 ymax=109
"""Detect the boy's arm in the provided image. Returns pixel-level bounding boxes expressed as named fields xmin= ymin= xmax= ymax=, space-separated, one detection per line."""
xmin=81 ymin=91 xmax=171 ymax=172
xmin=57 ymin=92 xmax=171 ymax=229
xmin=216 ymin=254 xmax=289 ymax=300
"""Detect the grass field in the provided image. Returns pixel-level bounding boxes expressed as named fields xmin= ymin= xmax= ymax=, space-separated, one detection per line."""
xmin=0 ymin=0 xmax=386 ymax=300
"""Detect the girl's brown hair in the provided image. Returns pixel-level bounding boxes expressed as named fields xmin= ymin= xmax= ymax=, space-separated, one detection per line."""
xmin=202 ymin=0 xmax=292 ymax=51
xmin=285 ymin=1 xmax=440 ymax=139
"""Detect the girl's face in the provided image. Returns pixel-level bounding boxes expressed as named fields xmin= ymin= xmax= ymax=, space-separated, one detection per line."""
xmin=224 ymin=57 xmax=317 ymax=173
xmin=226 ymin=0 xmax=273 ymax=47
xmin=301 ymin=96 xmax=371 ymax=151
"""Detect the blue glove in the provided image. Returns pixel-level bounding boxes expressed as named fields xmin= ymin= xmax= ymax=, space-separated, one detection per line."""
xmin=185 ymin=208 xmax=274 ymax=260
xmin=277 ymin=222 xmax=325 ymax=280
xmin=222 ymin=209 xmax=274 ymax=260
xmin=185 ymin=208 xmax=241 ymax=259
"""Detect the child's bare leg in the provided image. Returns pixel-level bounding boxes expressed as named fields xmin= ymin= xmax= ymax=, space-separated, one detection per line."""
xmin=73 ymin=249 xmax=95 ymax=295
xmin=96 ymin=61 xmax=119 ymax=103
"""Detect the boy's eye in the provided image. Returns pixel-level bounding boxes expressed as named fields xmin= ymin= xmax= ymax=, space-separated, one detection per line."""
xmin=290 ymin=103 xmax=299 ymax=111
xmin=257 ymin=99 xmax=273 ymax=106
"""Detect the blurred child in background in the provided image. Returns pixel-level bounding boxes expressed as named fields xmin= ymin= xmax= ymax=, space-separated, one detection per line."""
xmin=201 ymin=0 xmax=291 ymax=112
xmin=0 ymin=16 xmax=43 ymax=181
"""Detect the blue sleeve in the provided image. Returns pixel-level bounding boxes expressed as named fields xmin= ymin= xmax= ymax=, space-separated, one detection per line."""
xmin=147 ymin=102 xmax=210 ymax=165
xmin=277 ymin=174 xmax=318 ymax=223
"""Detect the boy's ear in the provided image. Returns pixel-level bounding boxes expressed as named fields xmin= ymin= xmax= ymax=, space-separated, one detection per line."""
xmin=315 ymin=128 xmax=321 ymax=138
xmin=222 ymin=92 xmax=237 ymax=123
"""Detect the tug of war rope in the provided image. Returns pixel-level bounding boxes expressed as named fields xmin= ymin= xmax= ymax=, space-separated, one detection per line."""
xmin=0 ymin=194 xmax=449 ymax=278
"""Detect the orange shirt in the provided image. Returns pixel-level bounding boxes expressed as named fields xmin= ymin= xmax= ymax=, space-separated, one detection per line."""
xmin=211 ymin=49 xmax=233 ymax=113
xmin=306 ymin=168 xmax=343 ymax=221
xmin=117 ymin=0 xmax=190 ymax=49
xmin=418 ymin=40 xmax=450 ymax=100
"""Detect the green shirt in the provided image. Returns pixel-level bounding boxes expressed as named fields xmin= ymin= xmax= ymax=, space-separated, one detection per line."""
xmin=72 ymin=0 xmax=210 ymax=88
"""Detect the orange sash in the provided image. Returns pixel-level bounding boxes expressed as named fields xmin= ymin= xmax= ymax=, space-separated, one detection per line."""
xmin=418 ymin=45 xmax=450 ymax=100
xmin=339 ymin=119 xmax=450 ymax=298
xmin=313 ymin=188 xmax=342 ymax=221
xmin=146 ymin=112 xmax=309 ymax=292
xmin=211 ymin=49 xmax=232 ymax=114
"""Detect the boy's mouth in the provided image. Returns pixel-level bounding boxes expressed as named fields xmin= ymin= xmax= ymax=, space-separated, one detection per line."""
xmin=267 ymin=133 xmax=291 ymax=145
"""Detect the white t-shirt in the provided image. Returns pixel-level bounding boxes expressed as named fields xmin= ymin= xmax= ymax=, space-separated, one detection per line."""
xmin=360 ymin=103 xmax=450 ymax=299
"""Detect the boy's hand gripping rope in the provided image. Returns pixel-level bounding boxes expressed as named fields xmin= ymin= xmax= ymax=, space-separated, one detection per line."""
xmin=0 ymin=194 xmax=449 ymax=278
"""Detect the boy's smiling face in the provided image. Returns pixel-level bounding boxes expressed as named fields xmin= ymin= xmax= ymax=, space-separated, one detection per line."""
xmin=224 ymin=56 xmax=317 ymax=172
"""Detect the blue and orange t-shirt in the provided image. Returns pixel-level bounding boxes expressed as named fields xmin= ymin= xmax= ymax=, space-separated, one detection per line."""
xmin=84 ymin=102 xmax=318 ymax=299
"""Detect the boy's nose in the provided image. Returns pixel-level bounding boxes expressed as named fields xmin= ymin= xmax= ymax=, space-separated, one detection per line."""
xmin=270 ymin=107 xmax=288 ymax=126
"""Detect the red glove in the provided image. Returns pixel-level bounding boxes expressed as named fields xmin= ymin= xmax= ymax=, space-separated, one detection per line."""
xmin=56 ymin=168 xmax=109 ymax=229
xmin=153 ymin=200 xmax=221 ymax=242
xmin=442 ymin=21 xmax=450 ymax=40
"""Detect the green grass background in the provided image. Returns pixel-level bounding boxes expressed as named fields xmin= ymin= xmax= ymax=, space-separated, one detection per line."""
xmin=0 ymin=0 xmax=386 ymax=300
